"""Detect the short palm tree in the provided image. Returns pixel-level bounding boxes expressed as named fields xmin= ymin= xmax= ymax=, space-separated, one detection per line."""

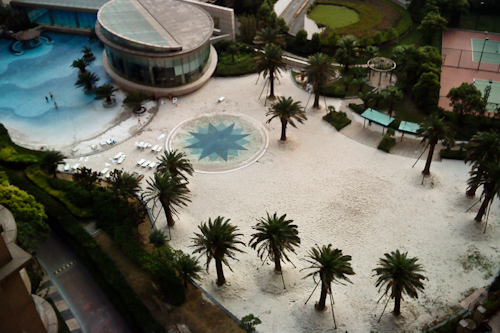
xmin=464 ymin=131 xmax=500 ymax=197
xmin=149 ymin=229 xmax=167 ymax=248
xmin=107 ymin=170 xmax=141 ymax=200
xmin=249 ymin=212 xmax=301 ymax=273
xmin=156 ymin=150 xmax=194 ymax=181
xmin=383 ymin=87 xmax=403 ymax=116
xmin=302 ymin=244 xmax=355 ymax=311
xmin=254 ymin=44 xmax=287 ymax=99
xmin=123 ymin=91 xmax=150 ymax=112
xmin=71 ymin=58 xmax=89 ymax=74
xmin=253 ymin=27 xmax=286 ymax=47
xmin=266 ymin=96 xmax=307 ymax=141
xmin=191 ymin=216 xmax=245 ymax=286
xmin=468 ymin=161 xmax=500 ymax=222
xmin=305 ymin=53 xmax=336 ymax=108
xmin=95 ymin=84 xmax=118 ymax=105
xmin=334 ymin=35 xmax=360 ymax=71
xmin=373 ymin=250 xmax=427 ymax=316
xmin=416 ymin=115 xmax=455 ymax=176
xmin=40 ymin=150 xmax=66 ymax=178
xmin=359 ymin=91 xmax=373 ymax=109
xmin=81 ymin=46 xmax=94 ymax=62
xmin=174 ymin=253 xmax=203 ymax=287
xmin=75 ymin=71 xmax=100 ymax=92
xmin=142 ymin=172 xmax=191 ymax=227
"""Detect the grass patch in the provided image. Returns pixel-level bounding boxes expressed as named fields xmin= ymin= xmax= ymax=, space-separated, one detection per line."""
xmin=308 ymin=5 xmax=360 ymax=29
xmin=458 ymin=245 xmax=495 ymax=279
xmin=215 ymin=52 xmax=257 ymax=77
xmin=378 ymin=132 xmax=396 ymax=152
xmin=323 ymin=110 xmax=352 ymax=130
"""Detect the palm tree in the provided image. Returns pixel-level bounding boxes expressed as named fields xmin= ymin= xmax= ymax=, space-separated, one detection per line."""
xmin=372 ymin=91 xmax=384 ymax=108
xmin=464 ymin=131 xmax=500 ymax=197
xmin=149 ymin=229 xmax=167 ymax=248
xmin=40 ymin=150 xmax=66 ymax=178
xmin=142 ymin=172 xmax=191 ymax=227
xmin=254 ymin=44 xmax=287 ymax=99
xmin=71 ymin=58 xmax=89 ymax=74
xmin=353 ymin=77 xmax=366 ymax=93
xmin=359 ymin=91 xmax=373 ymax=109
xmin=364 ymin=45 xmax=379 ymax=59
xmin=266 ymin=96 xmax=307 ymax=141
xmin=123 ymin=91 xmax=150 ymax=113
xmin=253 ymin=27 xmax=286 ymax=47
xmin=383 ymin=87 xmax=403 ymax=116
xmin=107 ymin=170 xmax=141 ymax=200
xmin=81 ymin=46 xmax=95 ymax=62
xmin=373 ymin=250 xmax=427 ymax=316
xmin=302 ymin=244 xmax=355 ymax=311
xmin=191 ymin=216 xmax=245 ymax=286
xmin=305 ymin=53 xmax=336 ymax=109
xmin=334 ymin=35 xmax=360 ymax=71
xmin=468 ymin=161 xmax=500 ymax=222
xmin=249 ymin=212 xmax=300 ymax=273
xmin=95 ymin=84 xmax=118 ymax=105
xmin=156 ymin=150 xmax=194 ymax=181
xmin=226 ymin=44 xmax=239 ymax=63
xmin=174 ymin=253 xmax=203 ymax=288
xmin=416 ymin=115 xmax=455 ymax=176
xmin=75 ymin=71 xmax=100 ymax=92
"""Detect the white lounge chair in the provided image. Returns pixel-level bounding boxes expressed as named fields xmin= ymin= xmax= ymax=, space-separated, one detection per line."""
xmin=148 ymin=162 xmax=156 ymax=169
xmin=156 ymin=146 xmax=163 ymax=153
xmin=106 ymin=139 xmax=113 ymax=145
xmin=117 ymin=155 xmax=126 ymax=164
xmin=91 ymin=145 xmax=98 ymax=150
xmin=71 ymin=147 xmax=79 ymax=152
xmin=137 ymin=158 xmax=146 ymax=165
xmin=100 ymin=141 xmax=107 ymax=146
xmin=113 ymin=152 xmax=124 ymax=160
xmin=218 ymin=96 xmax=225 ymax=102
xmin=71 ymin=163 xmax=80 ymax=170
xmin=144 ymin=143 xmax=151 ymax=148
xmin=142 ymin=160 xmax=151 ymax=167
xmin=63 ymin=164 xmax=70 ymax=171
xmin=100 ymin=167 xmax=109 ymax=175
xmin=151 ymin=145 xmax=159 ymax=152
xmin=138 ymin=142 xmax=145 ymax=149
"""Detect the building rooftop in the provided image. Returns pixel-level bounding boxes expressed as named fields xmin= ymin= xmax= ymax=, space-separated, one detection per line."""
xmin=98 ymin=0 xmax=213 ymax=52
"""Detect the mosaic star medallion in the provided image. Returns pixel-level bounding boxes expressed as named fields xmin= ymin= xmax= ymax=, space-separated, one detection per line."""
xmin=167 ymin=114 xmax=268 ymax=173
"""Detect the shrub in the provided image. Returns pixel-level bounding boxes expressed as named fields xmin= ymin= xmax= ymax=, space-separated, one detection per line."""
xmin=215 ymin=53 xmax=257 ymax=77
xmin=349 ymin=103 xmax=365 ymax=114
xmin=378 ymin=133 xmax=396 ymax=152
xmin=323 ymin=110 xmax=352 ymax=130
xmin=440 ymin=148 xmax=466 ymax=160
xmin=321 ymin=85 xmax=347 ymax=98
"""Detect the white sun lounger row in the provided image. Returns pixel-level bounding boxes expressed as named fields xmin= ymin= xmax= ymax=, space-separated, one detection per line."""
xmin=100 ymin=139 xmax=116 ymax=146
xmin=137 ymin=159 xmax=157 ymax=168
xmin=150 ymin=145 xmax=163 ymax=153
xmin=135 ymin=142 xmax=152 ymax=149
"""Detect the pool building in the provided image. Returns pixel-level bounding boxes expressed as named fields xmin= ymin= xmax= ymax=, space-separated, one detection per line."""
xmin=9 ymin=0 xmax=235 ymax=96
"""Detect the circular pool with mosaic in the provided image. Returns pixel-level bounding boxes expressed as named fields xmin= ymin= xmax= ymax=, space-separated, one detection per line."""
xmin=167 ymin=114 xmax=268 ymax=173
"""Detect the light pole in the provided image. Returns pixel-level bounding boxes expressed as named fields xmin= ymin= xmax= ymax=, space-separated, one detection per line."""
xmin=478 ymin=36 xmax=489 ymax=70
xmin=475 ymin=2 xmax=484 ymax=31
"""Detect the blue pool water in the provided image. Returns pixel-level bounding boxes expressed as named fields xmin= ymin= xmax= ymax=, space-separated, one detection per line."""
xmin=0 ymin=32 xmax=119 ymax=145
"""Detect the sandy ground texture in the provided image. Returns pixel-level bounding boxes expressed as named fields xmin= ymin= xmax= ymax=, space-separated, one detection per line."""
xmin=62 ymin=73 xmax=500 ymax=333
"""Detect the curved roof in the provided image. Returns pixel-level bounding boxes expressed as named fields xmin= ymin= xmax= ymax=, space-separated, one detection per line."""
xmin=98 ymin=0 xmax=213 ymax=52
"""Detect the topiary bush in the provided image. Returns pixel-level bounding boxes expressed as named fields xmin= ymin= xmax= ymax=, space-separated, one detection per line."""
xmin=323 ymin=109 xmax=352 ymax=130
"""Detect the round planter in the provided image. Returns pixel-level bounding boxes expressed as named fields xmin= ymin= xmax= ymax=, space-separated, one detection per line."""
xmin=84 ymin=85 xmax=97 ymax=94
xmin=102 ymin=97 xmax=117 ymax=108
xmin=132 ymin=106 xmax=147 ymax=114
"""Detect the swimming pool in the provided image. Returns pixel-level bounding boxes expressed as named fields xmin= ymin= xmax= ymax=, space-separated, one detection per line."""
xmin=0 ymin=32 xmax=121 ymax=145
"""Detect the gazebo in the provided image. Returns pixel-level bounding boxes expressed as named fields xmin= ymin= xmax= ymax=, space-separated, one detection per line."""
xmin=367 ymin=57 xmax=396 ymax=89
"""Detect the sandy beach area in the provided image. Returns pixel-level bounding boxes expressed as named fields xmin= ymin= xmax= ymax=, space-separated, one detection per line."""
xmin=62 ymin=72 xmax=499 ymax=332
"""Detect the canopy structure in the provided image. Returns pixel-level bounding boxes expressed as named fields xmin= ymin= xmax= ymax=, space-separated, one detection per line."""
xmin=398 ymin=120 xmax=420 ymax=141
xmin=361 ymin=108 xmax=395 ymax=134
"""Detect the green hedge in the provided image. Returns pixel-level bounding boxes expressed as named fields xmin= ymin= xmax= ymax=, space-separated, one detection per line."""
xmin=440 ymin=148 xmax=466 ymax=160
xmin=349 ymin=103 xmax=365 ymax=114
xmin=215 ymin=52 xmax=257 ymax=77
xmin=382 ymin=0 xmax=412 ymax=40
xmin=378 ymin=135 xmax=396 ymax=152
xmin=25 ymin=165 xmax=92 ymax=218
xmin=2 ymin=168 xmax=163 ymax=333
xmin=323 ymin=111 xmax=352 ymax=130
xmin=0 ymin=124 xmax=42 ymax=168
xmin=322 ymin=85 xmax=347 ymax=98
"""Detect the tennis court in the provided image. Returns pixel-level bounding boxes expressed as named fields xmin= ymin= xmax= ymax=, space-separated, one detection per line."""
xmin=471 ymin=39 xmax=500 ymax=63
xmin=474 ymin=79 xmax=500 ymax=112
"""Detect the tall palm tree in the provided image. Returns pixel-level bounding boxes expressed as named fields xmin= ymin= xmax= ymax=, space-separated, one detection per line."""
xmin=334 ymin=35 xmax=360 ymax=71
xmin=416 ymin=115 xmax=455 ymax=176
xmin=266 ymin=96 xmax=307 ymax=141
xmin=464 ymin=131 xmax=500 ymax=197
xmin=253 ymin=27 xmax=286 ymax=47
xmin=81 ymin=46 xmax=95 ymax=62
xmin=95 ymin=84 xmax=118 ymax=104
xmin=71 ymin=58 xmax=90 ymax=74
xmin=156 ymin=150 xmax=194 ymax=181
xmin=373 ymin=250 xmax=427 ymax=316
xmin=302 ymin=244 xmax=355 ymax=311
xmin=468 ymin=161 xmax=500 ymax=222
xmin=191 ymin=216 xmax=245 ymax=286
xmin=40 ymin=150 xmax=66 ymax=178
xmin=383 ymin=87 xmax=403 ymax=116
xmin=123 ymin=91 xmax=150 ymax=112
xmin=142 ymin=172 xmax=191 ymax=227
xmin=75 ymin=71 xmax=100 ymax=92
xmin=254 ymin=44 xmax=287 ymax=99
xmin=305 ymin=53 xmax=336 ymax=109
xmin=174 ymin=253 xmax=203 ymax=288
xmin=359 ymin=91 xmax=373 ymax=109
xmin=107 ymin=170 xmax=141 ymax=200
xmin=249 ymin=212 xmax=300 ymax=273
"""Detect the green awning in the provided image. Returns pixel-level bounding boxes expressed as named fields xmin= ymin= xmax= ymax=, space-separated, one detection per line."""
xmin=360 ymin=108 xmax=395 ymax=127
xmin=398 ymin=121 xmax=420 ymax=134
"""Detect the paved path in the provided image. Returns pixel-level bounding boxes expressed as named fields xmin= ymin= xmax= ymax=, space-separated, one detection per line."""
xmin=37 ymin=232 xmax=132 ymax=333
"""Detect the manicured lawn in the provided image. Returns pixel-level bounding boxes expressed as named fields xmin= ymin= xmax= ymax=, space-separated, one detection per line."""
xmin=308 ymin=5 xmax=360 ymax=29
